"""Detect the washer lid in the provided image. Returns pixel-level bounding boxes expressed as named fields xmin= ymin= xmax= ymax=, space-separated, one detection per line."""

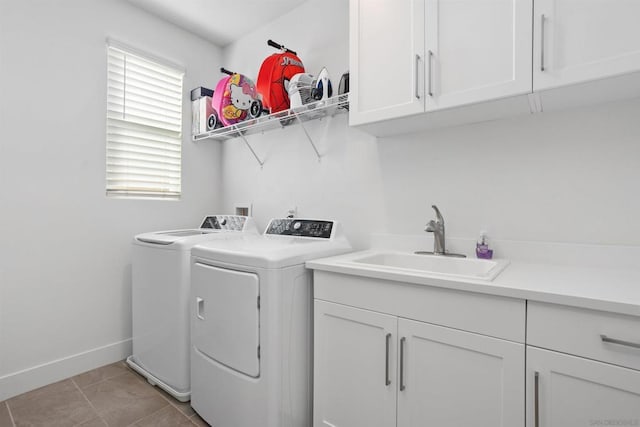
xmin=134 ymin=216 xmax=257 ymax=248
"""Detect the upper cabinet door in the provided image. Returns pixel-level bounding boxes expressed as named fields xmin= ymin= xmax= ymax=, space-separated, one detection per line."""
xmin=349 ymin=0 xmax=426 ymax=126
xmin=425 ymin=0 xmax=533 ymax=111
xmin=534 ymin=0 xmax=640 ymax=90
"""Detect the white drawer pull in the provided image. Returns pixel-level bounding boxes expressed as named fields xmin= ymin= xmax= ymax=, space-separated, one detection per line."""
xmin=600 ymin=334 xmax=640 ymax=350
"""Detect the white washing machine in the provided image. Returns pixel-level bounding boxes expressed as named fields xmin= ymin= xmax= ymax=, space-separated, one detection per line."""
xmin=190 ymin=218 xmax=352 ymax=427
xmin=126 ymin=215 xmax=257 ymax=402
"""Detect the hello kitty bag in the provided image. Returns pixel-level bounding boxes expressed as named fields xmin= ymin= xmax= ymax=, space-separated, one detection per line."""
xmin=210 ymin=68 xmax=263 ymax=128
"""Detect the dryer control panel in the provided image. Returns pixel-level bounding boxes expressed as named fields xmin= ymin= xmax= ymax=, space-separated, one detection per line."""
xmin=265 ymin=219 xmax=333 ymax=238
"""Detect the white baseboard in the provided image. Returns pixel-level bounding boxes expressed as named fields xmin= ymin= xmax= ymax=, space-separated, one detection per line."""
xmin=0 ymin=339 xmax=132 ymax=401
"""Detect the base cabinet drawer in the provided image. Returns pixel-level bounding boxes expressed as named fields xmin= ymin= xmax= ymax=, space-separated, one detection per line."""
xmin=528 ymin=301 xmax=640 ymax=370
xmin=526 ymin=346 xmax=640 ymax=427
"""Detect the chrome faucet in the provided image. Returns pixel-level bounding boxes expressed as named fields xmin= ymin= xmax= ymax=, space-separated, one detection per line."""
xmin=425 ymin=205 xmax=446 ymax=255
xmin=416 ymin=205 xmax=466 ymax=258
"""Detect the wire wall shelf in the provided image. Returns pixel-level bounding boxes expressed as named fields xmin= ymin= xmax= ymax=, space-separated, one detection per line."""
xmin=192 ymin=93 xmax=349 ymax=166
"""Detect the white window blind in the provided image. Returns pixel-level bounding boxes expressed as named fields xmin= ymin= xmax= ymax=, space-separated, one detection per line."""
xmin=106 ymin=42 xmax=184 ymax=199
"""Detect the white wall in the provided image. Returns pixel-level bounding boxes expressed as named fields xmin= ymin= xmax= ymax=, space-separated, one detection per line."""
xmin=220 ymin=0 xmax=640 ymax=249
xmin=0 ymin=0 xmax=222 ymax=399
xmin=220 ymin=0 xmax=387 ymax=247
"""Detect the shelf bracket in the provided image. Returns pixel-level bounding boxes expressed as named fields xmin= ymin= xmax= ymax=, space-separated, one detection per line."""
xmin=233 ymin=126 xmax=264 ymax=167
xmin=294 ymin=114 xmax=321 ymax=161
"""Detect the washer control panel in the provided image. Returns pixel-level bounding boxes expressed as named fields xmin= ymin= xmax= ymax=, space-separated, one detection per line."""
xmin=265 ymin=219 xmax=334 ymax=239
xmin=200 ymin=215 xmax=247 ymax=231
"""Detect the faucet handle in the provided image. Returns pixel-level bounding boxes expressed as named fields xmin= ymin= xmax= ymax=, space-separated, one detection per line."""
xmin=425 ymin=220 xmax=437 ymax=232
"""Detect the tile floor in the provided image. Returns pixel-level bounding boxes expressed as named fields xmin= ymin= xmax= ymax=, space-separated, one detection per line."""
xmin=0 ymin=361 xmax=210 ymax=427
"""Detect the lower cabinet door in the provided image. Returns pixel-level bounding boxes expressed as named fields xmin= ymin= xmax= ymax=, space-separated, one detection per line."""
xmin=397 ymin=318 xmax=525 ymax=427
xmin=527 ymin=346 xmax=640 ymax=427
xmin=314 ymin=300 xmax=398 ymax=427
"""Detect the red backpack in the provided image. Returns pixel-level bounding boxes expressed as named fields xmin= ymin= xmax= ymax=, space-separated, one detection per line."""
xmin=256 ymin=40 xmax=305 ymax=114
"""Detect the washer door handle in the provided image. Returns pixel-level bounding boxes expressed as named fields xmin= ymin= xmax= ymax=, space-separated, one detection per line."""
xmin=196 ymin=297 xmax=205 ymax=320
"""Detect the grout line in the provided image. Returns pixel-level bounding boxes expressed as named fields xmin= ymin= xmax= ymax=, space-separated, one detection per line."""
xmin=120 ymin=365 xmax=195 ymax=425
xmin=146 ymin=389 xmax=196 ymax=424
xmin=124 ymin=403 xmax=171 ymax=427
xmin=74 ymin=362 xmax=132 ymax=390
xmin=71 ymin=378 xmax=108 ymax=427
xmin=190 ymin=412 xmax=210 ymax=427
xmin=77 ymin=370 xmax=130 ymax=390
xmin=4 ymin=401 xmax=16 ymax=427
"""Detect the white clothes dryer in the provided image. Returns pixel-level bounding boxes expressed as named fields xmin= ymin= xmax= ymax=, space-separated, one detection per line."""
xmin=190 ymin=218 xmax=352 ymax=427
xmin=126 ymin=215 xmax=257 ymax=402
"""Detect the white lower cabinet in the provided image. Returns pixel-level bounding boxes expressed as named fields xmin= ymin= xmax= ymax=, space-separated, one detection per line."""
xmin=313 ymin=301 xmax=397 ymax=427
xmin=526 ymin=302 xmax=640 ymax=427
xmin=526 ymin=347 xmax=640 ymax=427
xmin=314 ymin=300 xmax=525 ymax=427
xmin=397 ymin=318 xmax=524 ymax=427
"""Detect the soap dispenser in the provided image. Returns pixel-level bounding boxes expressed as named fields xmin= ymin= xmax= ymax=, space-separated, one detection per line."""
xmin=476 ymin=231 xmax=493 ymax=259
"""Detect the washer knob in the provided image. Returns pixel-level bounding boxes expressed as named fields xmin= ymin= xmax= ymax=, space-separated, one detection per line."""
xmin=293 ymin=221 xmax=302 ymax=230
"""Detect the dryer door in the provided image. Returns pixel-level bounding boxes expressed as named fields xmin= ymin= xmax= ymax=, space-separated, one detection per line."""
xmin=192 ymin=262 xmax=260 ymax=377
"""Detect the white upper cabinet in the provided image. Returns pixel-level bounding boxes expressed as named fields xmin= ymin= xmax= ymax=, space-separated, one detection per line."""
xmin=533 ymin=0 xmax=640 ymax=90
xmin=425 ymin=0 xmax=532 ymax=111
xmin=351 ymin=0 xmax=640 ymax=132
xmin=349 ymin=0 xmax=532 ymax=126
xmin=349 ymin=0 xmax=425 ymax=126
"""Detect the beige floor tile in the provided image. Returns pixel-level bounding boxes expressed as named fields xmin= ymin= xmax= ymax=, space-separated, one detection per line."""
xmin=76 ymin=417 xmax=107 ymax=427
xmin=132 ymin=405 xmax=194 ymax=427
xmin=150 ymin=386 xmax=195 ymax=417
xmin=169 ymin=399 xmax=195 ymax=418
xmin=7 ymin=379 xmax=98 ymax=427
xmin=0 ymin=402 xmax=14 ymax=427
xmin=189 ymin=413 xmax=210 ymax=427
xmin=73 ymin=362 xmax=129 ymax=389
xmin=82 ymin=372 xmax=168 ymax=427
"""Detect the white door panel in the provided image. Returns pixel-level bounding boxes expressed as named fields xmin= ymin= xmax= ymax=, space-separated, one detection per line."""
xmin=192 ymin=263 xmax=260 ymax=377
xmin=534 ymin=0 xmax=640 ymax=90
xmin=349 ymin=0 xmax=425 ymax=125
xmin=527 ymin=347 xmax=640 ymax=427
xmin=314 ymin=301 xmax=397 ymax=427
xmin=426 ymin=0 xmax=532 ymax=110
xmin=397 ymin=318 xmax=525 ymax=427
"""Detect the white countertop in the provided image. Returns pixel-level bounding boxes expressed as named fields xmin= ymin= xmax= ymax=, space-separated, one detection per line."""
xmin=306 ymin=249 xmax=640 ymax=317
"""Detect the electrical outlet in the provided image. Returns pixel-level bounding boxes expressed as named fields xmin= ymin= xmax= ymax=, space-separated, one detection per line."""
xmin=235 ymin=203 xmax=252 ymax=217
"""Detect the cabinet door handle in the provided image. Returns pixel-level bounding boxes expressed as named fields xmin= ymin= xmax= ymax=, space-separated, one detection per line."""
xmin=399 ymin=337 xmax=406 ymax=391
xmin=601 ymin=334 xmax=640 ymax=349
xmin=427 ymin=50 xmax=434 ymax=97
xmin=534 ymin=371 xmax=540 ymax=427
xmin=196 ymin=297 xmax=205 ymax=320
xmin=415 ymin=54 xmax=421 ymax=100
xmin=385 ymin=333 xmax=391 ymax=386
xmin=540 ymin=14 xmax=546 ymax=72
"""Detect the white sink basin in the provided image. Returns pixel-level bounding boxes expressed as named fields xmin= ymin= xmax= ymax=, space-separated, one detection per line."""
xmin=348 ymin=252 xmax=509 ymax=281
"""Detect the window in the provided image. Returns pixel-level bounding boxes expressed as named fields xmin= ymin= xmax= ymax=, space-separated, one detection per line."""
xmin=106 ymin=41 xmax=184 ymax=199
